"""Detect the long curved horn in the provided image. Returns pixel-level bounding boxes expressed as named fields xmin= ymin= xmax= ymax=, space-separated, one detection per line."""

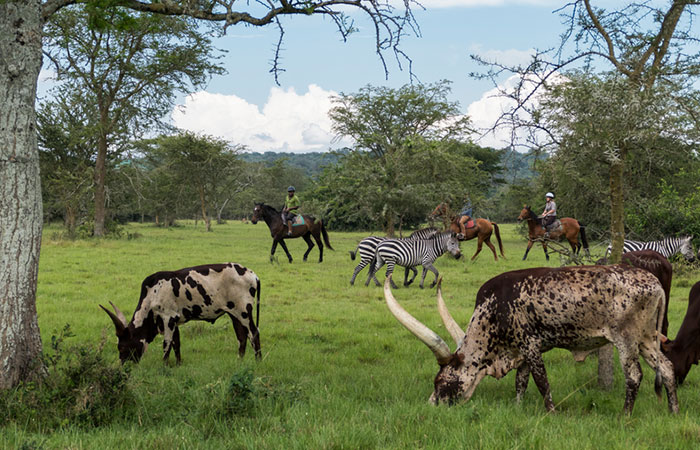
xmin=436 ymin=277 xmax=465 ymax=346
xmin=383 ymin=276 xmax=453 ymax=365
xmin=109 ymin=301 xmax=128 ymax=325
xmin=100 ymin=304 xmax=126 ymax=335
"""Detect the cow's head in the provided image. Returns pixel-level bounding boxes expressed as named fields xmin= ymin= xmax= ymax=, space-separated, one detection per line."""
xmin=384 ymin=276 xmax=490 ymax=405
xmin=100 ymin=302 xmax=148 ymax=363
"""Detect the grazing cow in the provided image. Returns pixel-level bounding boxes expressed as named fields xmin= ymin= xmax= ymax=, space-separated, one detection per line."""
xmin=101 ymin=263 xmax=261 ymax=364
xmin=661 ymin=281 xmax=700 ymax=384
xmin=383 ymin=265 xmax=679 ymax=414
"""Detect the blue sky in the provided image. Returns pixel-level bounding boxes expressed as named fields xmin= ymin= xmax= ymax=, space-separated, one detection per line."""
xmin=39 ymin=1 xmax=609 ymax=152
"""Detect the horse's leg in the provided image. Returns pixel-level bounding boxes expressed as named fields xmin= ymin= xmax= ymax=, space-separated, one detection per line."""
xmin=270 ymin=240 xmax=279 ymax=263
xmin=483 ymin=236 xmax=498 ymax=261
xmin=471 ymin=235 xmax=485 ymax=261
xmin=542 ymin=241 xmax=549 ymax=261
xmin=522 ymin=240 xmax=535 ymax=260
xmin=311 ymin=228 xmax=324 ymax=263
xmin=302 ymin=233 xmax=315 ymax=262
xmin=278 ymin=239 xmax=293 ymax=263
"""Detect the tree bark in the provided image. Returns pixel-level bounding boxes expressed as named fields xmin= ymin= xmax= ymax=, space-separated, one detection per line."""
xmin=0 ymin=0 xmax=45 ymax=389
xmin=608 ymin=157 xmax=626 ymax=264
xmin=93 ymin=113 xmax=109 ymax=237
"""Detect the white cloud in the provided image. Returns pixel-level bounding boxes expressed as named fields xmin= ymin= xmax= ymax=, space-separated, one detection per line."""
xmin=171 ymin=85 xmax=351 ymax=153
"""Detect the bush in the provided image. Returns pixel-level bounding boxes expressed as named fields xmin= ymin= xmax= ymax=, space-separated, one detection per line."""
xmin=0 ymin=325 xmax=134 ymax=430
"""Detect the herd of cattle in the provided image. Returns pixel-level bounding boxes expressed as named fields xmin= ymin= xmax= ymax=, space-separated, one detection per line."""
xmin=100 ymin=224 xmax=700 ymax=416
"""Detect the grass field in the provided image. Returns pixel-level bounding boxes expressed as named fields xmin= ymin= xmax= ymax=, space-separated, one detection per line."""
xmin=3 ymin=221 xmax=700 ymax=449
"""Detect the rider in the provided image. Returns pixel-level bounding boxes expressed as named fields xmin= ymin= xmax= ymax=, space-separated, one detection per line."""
xmin=541 ymin=192 xmax=557 ymax=235
xmin=457 ymin=195 xmax=473 ymax=235
xmin=282 ymin=186 xmax=300 ymax=236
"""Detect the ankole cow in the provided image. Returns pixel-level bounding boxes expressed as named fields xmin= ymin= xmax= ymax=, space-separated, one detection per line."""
xmin=383 ymin=265 xmax=679 ymax=414
xmin=101 ymin=263 xmax=261 ymax=364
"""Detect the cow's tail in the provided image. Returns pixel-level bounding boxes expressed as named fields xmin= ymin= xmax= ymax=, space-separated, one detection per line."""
xmin=492 ymin=222 xmax=506 ymax=258
xmin=253 ymin=277 xmax=261 ymax=330
xmin=578 ymin=221 xmax=590 ymax=256
xmin=654 ymin=286 xmax=666 ymax=400
xmin=321 ymin=220 xmax=334 ymax=251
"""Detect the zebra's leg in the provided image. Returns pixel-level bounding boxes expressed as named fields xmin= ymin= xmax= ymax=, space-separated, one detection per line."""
xmin=385 ymin=261 xmax=399 ymax=289
xmin=366 ymin=256 xmax=383 ymax=287
xmin=420 ymin=263 xmax=440 ymax=289
xmin=403 ymin=266 xmax=418 ymax=287
xmin=350 ymin=259 xmax=368 ymax=285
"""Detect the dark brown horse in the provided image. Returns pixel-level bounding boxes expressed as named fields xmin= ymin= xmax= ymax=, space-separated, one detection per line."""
xmin=517 ymin=205 xmax=589 ymax=261
xmin=252 ymin=203 xmax=333 ymax=263
xmin=429 ymin=202 xmax=505 ymax=261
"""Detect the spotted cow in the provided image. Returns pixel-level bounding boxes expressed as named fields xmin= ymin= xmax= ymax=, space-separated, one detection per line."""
xmin=101 ymin=263 xmax=261 ymax=364
xmin=661 ymin=280 xmax=700 ymax=384
xmin=384 ymin=265 xmax=679 ymax=414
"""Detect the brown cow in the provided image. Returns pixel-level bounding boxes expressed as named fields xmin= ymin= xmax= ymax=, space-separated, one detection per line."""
xmin=384 ymin=265 xmax=679 ymax=414
xmin=661 ymin=281 xmax=700 ymax=384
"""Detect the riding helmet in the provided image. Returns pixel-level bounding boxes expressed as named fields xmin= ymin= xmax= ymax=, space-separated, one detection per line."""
xmin=545 ymin=192 xmax=554 ymax=199
xmin=288 ymin=186 xmax=295 ymax=192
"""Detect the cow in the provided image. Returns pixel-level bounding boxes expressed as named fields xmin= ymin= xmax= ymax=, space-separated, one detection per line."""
xmin=661 ymin=281 xmax=700 ymax=385
xmin=101 ymin=263 xmax=261 ymax=364
xmin=383 ymin=265 xmax=679 ymax=414
xmin=598 ymin=250 xmax=673 ymax=335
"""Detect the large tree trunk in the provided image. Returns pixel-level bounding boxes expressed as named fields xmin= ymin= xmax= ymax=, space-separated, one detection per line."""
xmin=0 ymin=0 xmax=45 ymax=389
xmin=93 ymin=125 xmax=109 ymax=237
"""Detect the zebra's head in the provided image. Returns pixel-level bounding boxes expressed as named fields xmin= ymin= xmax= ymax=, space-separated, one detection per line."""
xmin=446 ymin=233 xmax=462 ymax=259
xmin=679 ymin=236 xmax=695 ymax=262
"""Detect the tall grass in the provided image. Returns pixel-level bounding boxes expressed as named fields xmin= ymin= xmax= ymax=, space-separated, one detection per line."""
xmin=2 ymin=220 xmax=700 ymax=449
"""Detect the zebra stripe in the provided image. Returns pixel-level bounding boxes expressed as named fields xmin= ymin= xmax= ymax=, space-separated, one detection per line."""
xmin=349 ymin=227 xmax=439 ymax=286
xmin=370 ymin=231 xmax=462 ymax=289
xmin=606 ymin=236 xmax=695 ymax=261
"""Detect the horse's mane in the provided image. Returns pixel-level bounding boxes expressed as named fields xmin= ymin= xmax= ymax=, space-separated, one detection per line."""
xmin=256 ymin=202 xmax=280 ymax=214
xmin=524 ymin=205 xmax=539 ymax=221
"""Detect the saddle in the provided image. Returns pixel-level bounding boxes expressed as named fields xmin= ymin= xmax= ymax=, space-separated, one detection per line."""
xmin=290 ymin=215 xmax=305 ymax=226
xmin=545 ymin=219 xmax=561 ymax=234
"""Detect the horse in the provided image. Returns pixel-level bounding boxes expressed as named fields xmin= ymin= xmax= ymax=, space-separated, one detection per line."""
xmin=517 ymin=205 xmax=589 ymax=261
xmin=251 ymin=203 xmax=334 ymax=263
xmin=429 ymin=202 xmax=505 ymax=261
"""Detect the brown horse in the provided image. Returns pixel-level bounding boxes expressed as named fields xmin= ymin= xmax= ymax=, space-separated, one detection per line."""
xmin=252 ymin=203 xmax=334 ymax=263
xmin=517 ymin=205 xmax=589 ymax=261
xmin=429 ymin=202 xmax=505 ymax=261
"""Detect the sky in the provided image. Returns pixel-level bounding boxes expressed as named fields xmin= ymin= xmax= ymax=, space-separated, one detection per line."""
xmin=38 ymin=1 xmax=609 ymax=153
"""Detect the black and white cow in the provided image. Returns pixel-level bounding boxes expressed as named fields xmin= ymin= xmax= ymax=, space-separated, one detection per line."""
xmin=384 ymin=265 xmax=679 ymax=414
xmin=101 ymin=263 xmax=261 ymax=364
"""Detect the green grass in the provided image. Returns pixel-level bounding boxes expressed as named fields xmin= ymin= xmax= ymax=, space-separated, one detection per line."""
xmin=3 ymin=221 xmax=700 ymax=449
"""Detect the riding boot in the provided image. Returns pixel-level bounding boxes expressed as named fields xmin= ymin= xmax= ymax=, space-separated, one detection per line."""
xmin=287 ymin=221 xmax=293 ymax=236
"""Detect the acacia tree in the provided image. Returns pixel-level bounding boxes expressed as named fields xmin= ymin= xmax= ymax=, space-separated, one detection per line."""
xmin=44 ymin=7 xmax=225 ymax=237
xmin=475 ymin=0 xmax=700 ymax=263
xmin=327 ymin=82 xmax=480 ymax=235
xmin=0 ymin=0 xmax=418 ymax=389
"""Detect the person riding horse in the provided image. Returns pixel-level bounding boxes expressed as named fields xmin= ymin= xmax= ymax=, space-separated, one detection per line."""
xmin=282 ymin=186 xmax=300 ymax=236
xmin=541 ymin=192 xmax=557 ymax=236
xmin=457 ymin=196 xmax=474 ymax=236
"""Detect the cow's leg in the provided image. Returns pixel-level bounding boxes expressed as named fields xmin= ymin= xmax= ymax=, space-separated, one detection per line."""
xmin=640 ymin=340 xmax=679 ymax=413
xmin=403 ymin=266 xmax=418 ymax=286
xmin=302 ymin=233 xmax=315 ymax=262
xmin=515 ymin=364 xmax=530 ymax=403
xmin=172 ymin=326 xmax=181 ymax=365
xmin=524 ymin=345 xmax=555 ymax=412
xmin=278 ymin=239 xmax=293 ymax=263
xmin=615 ymin=341 xmax=643 ymax=415
xmin=522 ymin=240 xmax=534 ymax=260
xmin=230 ymin=314 xmax=249 ymax=358
xmin=162 ymin=324 xmax=175 ymax=365
xmin=421 ymin=263 xmax=440 ymax=289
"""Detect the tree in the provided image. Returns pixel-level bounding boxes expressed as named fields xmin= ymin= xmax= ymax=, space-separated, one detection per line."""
xmin=326 ymin=82 xmax=481 ymax=234
xmin=0 ymin=0 xmax=418 ymax=389
xmin=474 ymin=1 xmax=700 ymax=263
xmin=43 ymin=7 xmax=225 ymax=237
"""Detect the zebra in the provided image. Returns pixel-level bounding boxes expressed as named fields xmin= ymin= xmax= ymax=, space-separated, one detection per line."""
xmin=368 ymin=231 xmax=462 ymax=289
xmin=349 ymin=227 xmax=439 ymax=286
xmin=605 ymin=236 xmax=696 ymax=262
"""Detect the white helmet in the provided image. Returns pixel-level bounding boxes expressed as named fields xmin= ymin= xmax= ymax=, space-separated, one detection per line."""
xmin=545 ymin=192 xmax=554 ymax=199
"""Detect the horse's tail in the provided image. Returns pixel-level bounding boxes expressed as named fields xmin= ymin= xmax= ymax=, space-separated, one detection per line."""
xmin=321 ymin=219 xmax=334 ymax=251
xmin=492 ymin=222 xmax=506 ymax=258
xmin=578 ymin=221 xmax=590 ymax=256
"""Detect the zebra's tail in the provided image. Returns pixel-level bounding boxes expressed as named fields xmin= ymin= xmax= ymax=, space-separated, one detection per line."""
xmin=579 ymin=221 xmax=590 ymax=256
xmin=349 ymin=247 xmax=358 ymax=260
